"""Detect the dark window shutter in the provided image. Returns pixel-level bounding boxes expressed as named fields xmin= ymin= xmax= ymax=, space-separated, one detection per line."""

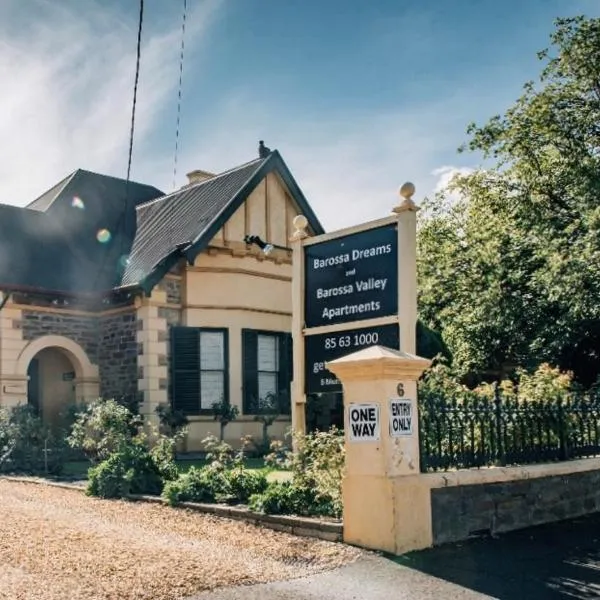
xmin=171 ymin=326 xmax=200 ymax=415
xmin=278 ymin=333 xmax=292 ymax=415
xmin=242 ymin=329 xmax=258 ymax=414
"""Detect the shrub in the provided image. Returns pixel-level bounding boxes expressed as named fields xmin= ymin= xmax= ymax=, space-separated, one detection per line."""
xmin=248 ymin=481 xmax=338 ymax=518
xmin=162 ymin=464 xmax=268 ymax=506
xmin=265 ymin=427 xmax=344 ymax=515
xmin=0 ymin=405 xmax=66 ymax=475
xmin=149 ymin=433 xmax=181 ymax=482
xmin=84 ymin=426 xmax=181 ymax=499
xmin=68 ymin=399 xmax=182 ymax=499
xmin=155 ymin=403 xmax=189 ymax=436
xmin=162 ymin=466 xmax=219 ymax=505
xmin=67 ymin=398 xmax=142 ymax=463
xmin=162 ymin=435 xmax=267 ymax=506
xmin=255 ymin=426 xmax=344 ymax=518
xmin=211 ymin=401 xmax=239 ymax=441
xmin=224 ymin=468 xmax=269 ymax=503
xmin=252 ymin=393 xmax=281 ymax=455
xmin=87 ymin=442 xmax=163 ymax=499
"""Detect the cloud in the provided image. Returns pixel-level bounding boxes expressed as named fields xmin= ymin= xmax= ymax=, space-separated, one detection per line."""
xmin=0 ymin=1 xmax=484 ymax=233
xmin=0 ymin=0 xmax=222 ymax=206
xmin=162 ymin=92 xmax=478 ymax=231
xmin=431 ymin=165 xmax=475 ymax=202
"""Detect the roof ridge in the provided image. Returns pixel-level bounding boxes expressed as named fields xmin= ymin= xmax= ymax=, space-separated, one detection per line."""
xmin=136 ymin=157 xmax=265 ymax=210
xmin=26 ymin=170 xmax=78 ymax=211
xmin=76 ymin=168 xmax=163 ymax=192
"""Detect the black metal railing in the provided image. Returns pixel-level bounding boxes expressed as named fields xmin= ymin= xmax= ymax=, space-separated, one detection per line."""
xmin=419 ymin=388 xmax=600 ymax=472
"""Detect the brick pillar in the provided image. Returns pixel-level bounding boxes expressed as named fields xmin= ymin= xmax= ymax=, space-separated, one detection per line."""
xmin=136 ymin=291 xmax=168 ymax=426
xmin=0 ymin=304 xmax=28 ymax=409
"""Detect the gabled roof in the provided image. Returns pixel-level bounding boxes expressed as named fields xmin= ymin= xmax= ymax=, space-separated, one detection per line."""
xmin=122 ymin=150 xmax=324 ymax=291
xmin=0 ymin=148 xmax=323 ymax=297
xmin=0 ymin=170 xmax=163 ymax=294
xmin=27 ymin=171 xmax=75 ymax=211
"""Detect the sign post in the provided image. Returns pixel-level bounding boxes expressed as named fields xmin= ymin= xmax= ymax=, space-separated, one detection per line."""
xmin=290 ymin=183 xmax=420 ymax=440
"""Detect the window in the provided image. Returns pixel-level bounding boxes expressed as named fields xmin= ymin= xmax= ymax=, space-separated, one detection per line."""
xmin=242 ymin=329 xmax=292 ymax=415
xmin=170 ymin=327 xmax=228 ymax=415
xmin=258 ymin=334 xmax=279 ymax=402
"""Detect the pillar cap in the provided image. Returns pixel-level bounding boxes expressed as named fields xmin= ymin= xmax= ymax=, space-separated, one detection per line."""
xmin=326 ymin=345 xmax=431 ymax=382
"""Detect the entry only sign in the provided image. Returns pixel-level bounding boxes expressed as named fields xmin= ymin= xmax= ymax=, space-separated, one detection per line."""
xmin=348 ymin=403 xmax=380 ymax=442
xmin=304 ymin=223 xmax=398 ymax=329
xmin=305 ymin=323 xmax=399 ymax=395
xmin=389 ymin=398 xmax=413 ymax=437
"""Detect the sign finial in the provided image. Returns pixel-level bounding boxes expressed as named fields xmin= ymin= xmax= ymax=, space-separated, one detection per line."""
xmin=393 ymin=181 xmax=419 ymax=213
xmin=290 ymin=214 xmax=309 ymax=241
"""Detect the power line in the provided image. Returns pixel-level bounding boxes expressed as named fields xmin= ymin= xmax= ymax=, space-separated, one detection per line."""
xmin=172 ymin=0 xmax=188 ymax=190
xmin=93 ymin=0 xmax=145 ymax=295
xmin=127 ymin=0 xmax=145 ymax=185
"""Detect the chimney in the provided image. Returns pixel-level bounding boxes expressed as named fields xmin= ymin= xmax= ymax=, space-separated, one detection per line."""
xmin=186 ymin=169 xmax=216 ymax=185
xmin=258 ymin=140 xmax=272 ymax=158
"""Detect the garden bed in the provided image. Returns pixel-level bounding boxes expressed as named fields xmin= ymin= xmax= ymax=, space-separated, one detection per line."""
xmin=1 ymin=475 xmax=343 ymax=542
xmin=61 ymin=457 xmax=292 ymax=483
xmin=0 ymin=479 xmax=356 ymax=600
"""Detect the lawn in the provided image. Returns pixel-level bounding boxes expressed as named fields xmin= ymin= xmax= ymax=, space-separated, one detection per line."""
xmin=0 ymin=479 xmax=358 ymax=599
xmin=62 ymin=457 xmax=291 ymax=483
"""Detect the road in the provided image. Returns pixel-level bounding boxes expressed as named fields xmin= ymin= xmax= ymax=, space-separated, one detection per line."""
xmin=194 ymin=513 xmax=600 ymax=599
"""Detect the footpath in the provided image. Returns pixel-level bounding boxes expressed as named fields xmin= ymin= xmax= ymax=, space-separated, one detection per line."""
xmin=193 ymin=512 xmax=600 ymax=599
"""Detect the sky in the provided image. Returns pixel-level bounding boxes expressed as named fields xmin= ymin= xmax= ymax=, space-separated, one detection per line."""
xmin=1 ymin=0 xmax=600 ymax=230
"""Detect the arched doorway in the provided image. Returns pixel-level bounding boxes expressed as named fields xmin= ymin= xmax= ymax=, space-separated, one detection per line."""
xmin=16 ymin=335 xmax=100 ymax=426
xmin=27 ymin=347 xmax=77 ymax=425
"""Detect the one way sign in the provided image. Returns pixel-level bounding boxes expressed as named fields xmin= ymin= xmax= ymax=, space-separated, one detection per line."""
xmin=348 ymin=403 xmax=380 ymax=442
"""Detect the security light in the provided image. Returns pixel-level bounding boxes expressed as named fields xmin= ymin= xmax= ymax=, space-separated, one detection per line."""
xmin=244 ymin=234 xmax=275 ymax=256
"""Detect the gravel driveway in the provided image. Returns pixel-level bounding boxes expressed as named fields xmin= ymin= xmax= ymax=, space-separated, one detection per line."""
xmin=0 ymin=480 xmax=359 ymax=600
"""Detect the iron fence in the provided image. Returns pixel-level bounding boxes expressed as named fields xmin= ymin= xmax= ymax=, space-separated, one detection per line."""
xmin=419 ymin=388 xmax=600 ymax=472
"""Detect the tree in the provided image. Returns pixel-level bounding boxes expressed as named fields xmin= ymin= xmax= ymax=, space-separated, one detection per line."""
xmin=418 ymin=16 xmax=600 ymax=386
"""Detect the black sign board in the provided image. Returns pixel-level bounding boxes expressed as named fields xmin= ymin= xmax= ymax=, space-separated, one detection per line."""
xmin=305 ymin=323 xmax=400 ymax=394
xmin=304 ymin=224 xmax=398 ymax=328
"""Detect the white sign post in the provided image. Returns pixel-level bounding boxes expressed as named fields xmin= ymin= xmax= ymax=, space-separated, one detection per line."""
xmin=389 ymin=398 xmax=413 ymax=437
xmin=348 ymin=403 xmax=380 ymax=442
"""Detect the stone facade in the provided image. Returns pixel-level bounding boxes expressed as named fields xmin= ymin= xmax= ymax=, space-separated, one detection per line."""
xmin=157 ymin=307 xmax=181 ymax=404
xmin=99 ymin=311 xmax=138 ymax=401
xmin=157 ymin=277 xmax=182 ymax=305
xmin=21 ymin=311 xmax=99 ymax=362
xmin=157 ymin=307 xmax=181 ymax=327
xmin=19 ymin=307 xmax=139 ymax=403
xmin=430 ymin=469 xmax=600 ymax=545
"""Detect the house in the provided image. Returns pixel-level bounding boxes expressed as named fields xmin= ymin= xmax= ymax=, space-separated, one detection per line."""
xmin=0 ymin=143 xmax=324 ymax=448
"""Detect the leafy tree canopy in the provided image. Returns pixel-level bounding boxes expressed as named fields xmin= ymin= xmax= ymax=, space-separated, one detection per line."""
xmin=418 ymin=16 xmax=600 ymax=386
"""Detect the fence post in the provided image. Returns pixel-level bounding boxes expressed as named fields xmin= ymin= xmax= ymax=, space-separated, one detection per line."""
xmin=494 ymin=382 xmax=504 ymax=466
xmin=558 ymin=398 xmax=568 ymax=461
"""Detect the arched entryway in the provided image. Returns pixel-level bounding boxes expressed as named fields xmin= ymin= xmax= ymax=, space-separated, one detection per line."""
xmin=16 ymin=335 xmax=100 ymax=426
xmin=27 ymin=348 xmax=77 ymax=425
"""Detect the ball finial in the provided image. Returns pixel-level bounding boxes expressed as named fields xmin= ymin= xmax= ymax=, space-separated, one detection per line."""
xmin=293 ymin=214 xmax=308 ymax=230
xmin=290 ymin=214 xmax=309 ymax=241
xmin=399 ymin=182 xmax=415 ymax=200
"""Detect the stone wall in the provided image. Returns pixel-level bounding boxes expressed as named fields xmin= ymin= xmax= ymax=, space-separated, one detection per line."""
xmin=157 ymin=277 xmax=182 ymax=305
xmin=21 ymin=311 xmax=99 ymax=362
xmin=20 ymin=308 xmax=139 ymax=404
xmin=430 ymin=468 xmax=600 ymax=545
xmin=99 ymin=311 xmax=138 ymax=401
xmin=157 ymin=307 xmax=181 ymax=404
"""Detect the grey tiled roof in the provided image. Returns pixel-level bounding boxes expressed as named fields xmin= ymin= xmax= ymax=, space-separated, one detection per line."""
xmin=122 ymin=158 xmax=267 ymax=285
xmin=0 ymin=170 xmax=163 ymax=293
xmin=1 ymin=148 xmax=324 ymax=296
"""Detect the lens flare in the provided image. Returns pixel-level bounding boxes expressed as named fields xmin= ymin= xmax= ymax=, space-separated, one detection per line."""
xmin=96 ymin=229 xmax=112 ymax=243
xmin=118 ymin=255 xmax=130 ymax=268
xmin=71 ymin=196 xmax=85 ymax=209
